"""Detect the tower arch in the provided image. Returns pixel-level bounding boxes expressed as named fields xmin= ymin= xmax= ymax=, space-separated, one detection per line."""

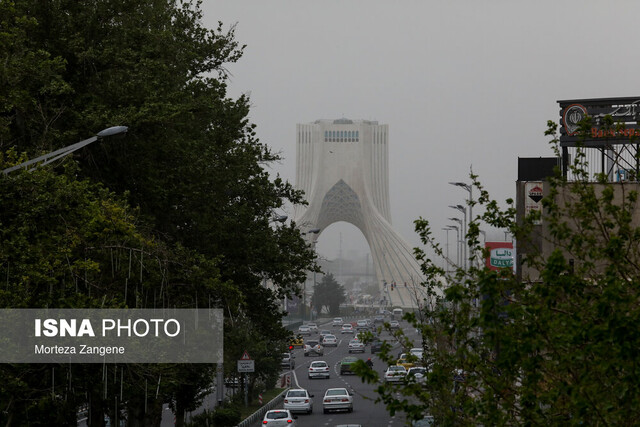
xmin=294 ymin=119 xmax=428 ymax=308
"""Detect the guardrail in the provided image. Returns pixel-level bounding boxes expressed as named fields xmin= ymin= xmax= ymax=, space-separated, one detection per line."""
xmin=235 ymin=388 xmax=289 ymax=427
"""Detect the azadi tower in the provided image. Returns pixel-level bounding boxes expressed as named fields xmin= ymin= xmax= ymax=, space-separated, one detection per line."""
xmin=293 ymin=118 xmax=429 ymax=309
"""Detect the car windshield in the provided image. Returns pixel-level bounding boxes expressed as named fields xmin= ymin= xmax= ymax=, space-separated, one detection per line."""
xmin=410 ymin=368 xmax=426 ymax=374
xmin=326 ymin=389 xmax=348 ymax=396
xmin=342 ymin=324 xmax=351 ymax=328
xmin=325 ymin=335 xmax=335 ymax=339
xmin=266 ymin=411 xmax=289 ymax=419
xmin=342 ymin=357 xmax=357 ymax=364
xmin=282 ymin=353 xmax=290 ymax=358
xmin=311 ymin=362 xmax=327 ymax=367
xmin=306 ymin=341 xmax=318 ymax=346
xmin=287 ymin=390 xmax=306 ymax=397
xmin=389 ymin=366 xmax=405 ymax=372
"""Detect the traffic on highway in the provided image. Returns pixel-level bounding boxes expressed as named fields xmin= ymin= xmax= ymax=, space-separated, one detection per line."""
xmin=263 ymin=314 xmax=429 ymax=427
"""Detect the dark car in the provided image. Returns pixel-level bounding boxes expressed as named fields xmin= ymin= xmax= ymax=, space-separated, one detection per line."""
xmin=370 ymin=338 xmax=382 ymax=354
xmin=340 ymin=356 xmax=359 ymax=375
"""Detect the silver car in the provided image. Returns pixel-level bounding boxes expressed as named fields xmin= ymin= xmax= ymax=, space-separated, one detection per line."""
xmin=283 ymin=388 xmax=313 ymax=414
xmin=348 ymin=339 xmax=365 ymax=353
xmin=322 ymin=334 xmax=338 ymax=347
xmin=304 ymin=340 xmax=324 ymax=356
xmin=262 ymin=409 xmax=297 ymax=426
xmin=308 ymin=360 xmax=330 ymax=379
xmin=322 ymin=387 xmax=353 ymax=413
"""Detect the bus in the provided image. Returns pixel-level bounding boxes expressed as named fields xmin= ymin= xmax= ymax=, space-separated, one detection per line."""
xmin=392 ymin=308 xmax=403 ymax=320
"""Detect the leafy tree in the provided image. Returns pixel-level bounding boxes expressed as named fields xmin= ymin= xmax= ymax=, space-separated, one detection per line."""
xmin=355 ymin=119 xmax=640 ymax=425
xmin=311 ymin=273 xmax=346 ymax=315
xmin=1 ymin=0 xmax=315 ymax=425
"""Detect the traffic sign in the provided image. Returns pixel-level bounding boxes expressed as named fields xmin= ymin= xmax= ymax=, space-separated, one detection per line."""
xmin=237 ymin=359 xmax=255 ymax=373
xmin=240 ymin=350 xmax=251 ymax=360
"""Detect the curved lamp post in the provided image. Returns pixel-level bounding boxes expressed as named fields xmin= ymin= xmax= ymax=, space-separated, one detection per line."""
xmin=3 ymin=126 xmax=128 ymax=174
xmin=449 ymin=204 xmax=467 ymax=271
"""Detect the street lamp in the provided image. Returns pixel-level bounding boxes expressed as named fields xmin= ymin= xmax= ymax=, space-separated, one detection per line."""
xmin=449 ymin=182 xmax=473 ymax=265
xmin=442 ymin=228 xmax=451 ymax=272
xmin=449 ymin=204 xmax=467 ymax=270
xmin=271 ymin=215 xmax=288 ymax=223
xmin=3 ymin=126 xmax=128 ymax=174
xmin=446 ymin=224 xmax=460 ymax=268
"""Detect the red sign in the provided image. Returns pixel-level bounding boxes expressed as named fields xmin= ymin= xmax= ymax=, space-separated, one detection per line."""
xmin=240 ymin=350 xmax=251 ymax=360
xmin=485 ymin=242 xmax=514 ymax=271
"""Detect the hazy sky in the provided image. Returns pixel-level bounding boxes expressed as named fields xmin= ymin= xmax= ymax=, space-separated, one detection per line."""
xmin=204 ymin=1 xmax=640 ymax=262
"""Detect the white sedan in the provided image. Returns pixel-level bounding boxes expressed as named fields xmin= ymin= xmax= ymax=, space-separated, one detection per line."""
xmin=341 ymin=324 xmax=354 ymax=334
xmin=283 ymin=388 xmax=313 ymax=414
xmin=308 ymin=360 xmax=330 ymax=379
xmin=384 ymin=365 xmax=407 ymax=382
xmin=332 ymin=317 xmax=344 ymax=327
xmin=322 ymin=387 xmax=353 ymax=413
xmin=348 ymin=339 xmax=365 ymax=353
xmin=298 ymin=325 xmax=311 ymax=336
xmin=322 ymin=334 xmax=338 ymax=347
xmin=262 ymin=409 xmax=298 ymax=426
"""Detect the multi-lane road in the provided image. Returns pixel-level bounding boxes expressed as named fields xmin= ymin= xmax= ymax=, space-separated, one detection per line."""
xmin=264 ymin=317 xmax=422 ymax=427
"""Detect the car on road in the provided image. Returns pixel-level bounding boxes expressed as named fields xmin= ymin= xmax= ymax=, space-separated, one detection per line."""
xmin=306 ymin=322 xmax=318 ymax=332
xmin=384 ymin=365 xmax=407 ymax=382
xmin=319 ymin=329 xmax=332 ymax=338
xmin=321 ymin=334 xmax=338 ymax=347
xmin=322 ymin=388 xmax=353 ymax=413
xmin=284 ymin=388 xmax=313 ymax=414
xmin=339 ymin=356 xmax=359 ymax=375
xmin=281 ymin=352 xmax=295 ymax=370
xmin=348 ymin=339 xmax=365 ymax=353
xmin=407 ymin=367 xmax=428 ymax=385
xmin=262 ymin=409 xmax=297 ymax=426
xmin=355 ymin=319 xmax=369 ymax=331
xmin=388 ymin=320 xmax=400 ymax=330
xmin=396 ymin=353 xmax=415 ymax=370
xmin=341 ymin=324 xmax=354 ymax=334
xmin=373 ymin=314 xmax=384 ymax=324
xmin=410 ymin=347 xmax=424 ymax=360
xmin=332 ymin=317 xmax=344 ymax=327
xmin=370 ymin=338 xmax=383 ymax=354
xmin=412 ymin=415 xmax=435 ymax=426
xmin=308 ymin=360 xmax=330 ymax=379
xmin=304 ymin=340 xmax=324 ymax=356
xmin=298 ymin=325 xmax=311 ymax=336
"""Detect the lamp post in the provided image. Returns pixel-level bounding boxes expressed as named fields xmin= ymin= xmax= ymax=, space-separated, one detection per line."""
xmin=449 ymin=182 xmax=473 ymax=265
xmin=442 ymin=228 xmax=451 ymax=272
xmin=447 ymin=224 xmax=460 ymax=268
xmin=449 ymin=204 xmax=467 ymax=271
xmin=3 ymin=126 xmax=128 ymax=174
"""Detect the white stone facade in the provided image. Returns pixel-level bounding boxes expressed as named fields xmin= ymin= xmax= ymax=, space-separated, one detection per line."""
xmin=293 ymin=118 xmax=427 ymax=308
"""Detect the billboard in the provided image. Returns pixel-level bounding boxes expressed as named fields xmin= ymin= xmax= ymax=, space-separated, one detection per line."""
xmin=559 ymin=97 xmax=640 ymax=146
xmin=524 ymin=181 xmax=543 ymax=225
xmin=485 ymin=242 xmax=514 ymax=271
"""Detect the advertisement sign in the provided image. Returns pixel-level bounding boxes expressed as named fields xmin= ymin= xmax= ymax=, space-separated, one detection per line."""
xmin=559 ymin=97 xmax=640 ymax=146
xmin=525 ymin=181 xmax=543 ymax=225
xmin=485 ymin=242 xmax=514 ymax=271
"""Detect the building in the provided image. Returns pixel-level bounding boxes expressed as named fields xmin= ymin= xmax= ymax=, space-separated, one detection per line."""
xmin=293 ymin=118 xmax=429 ymax=308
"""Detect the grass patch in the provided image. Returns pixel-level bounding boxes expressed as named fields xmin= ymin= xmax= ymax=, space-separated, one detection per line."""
xmin=239 ymin=388 xmax=286 ymax=419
